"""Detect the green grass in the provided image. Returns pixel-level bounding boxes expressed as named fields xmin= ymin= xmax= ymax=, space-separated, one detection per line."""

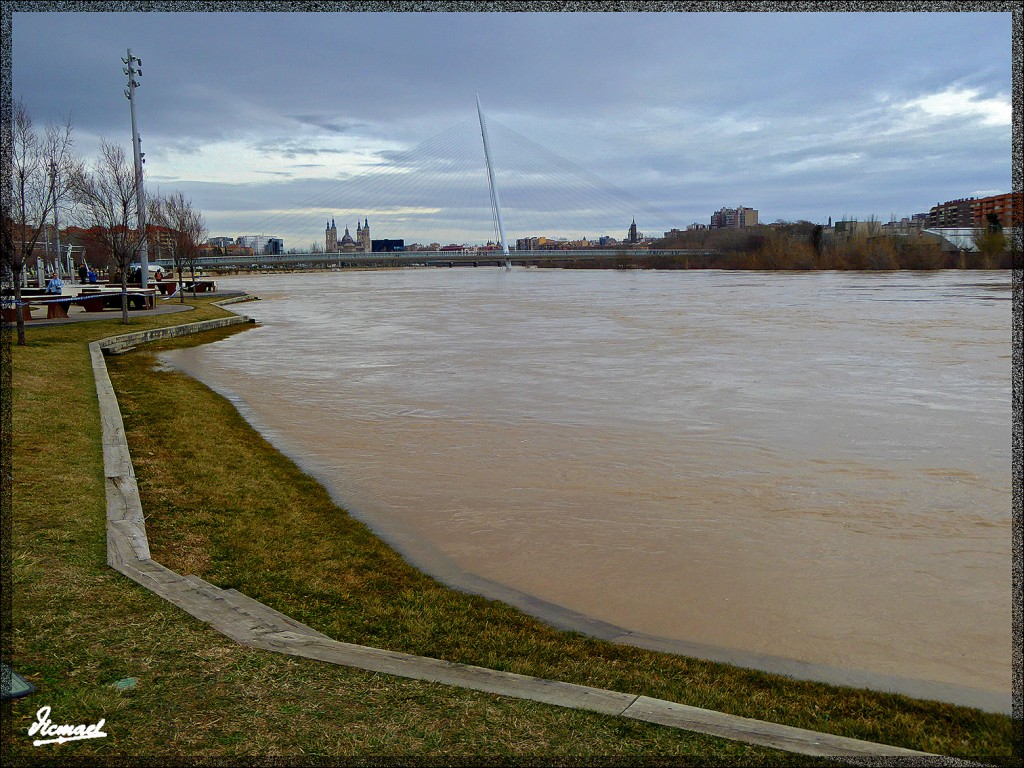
xmin=3 ymin=299 xmax=1018 ymax=763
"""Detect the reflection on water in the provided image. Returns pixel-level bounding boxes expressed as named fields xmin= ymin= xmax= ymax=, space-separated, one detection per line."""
xmin=160 ymin=269 xmax=1012 ymax=712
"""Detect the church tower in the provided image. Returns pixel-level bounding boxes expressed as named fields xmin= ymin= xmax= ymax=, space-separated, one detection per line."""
xmin=326 ymin=218 xmax=338 ymax=253
xmin=627 ymin=217 xmax=639 ymax=244
xmin=358 ymin=217 xmax=371 ymax=253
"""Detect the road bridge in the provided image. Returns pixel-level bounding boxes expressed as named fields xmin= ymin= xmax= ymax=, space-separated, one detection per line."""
xmin=153 ymin=249 xmax=720 ymax=272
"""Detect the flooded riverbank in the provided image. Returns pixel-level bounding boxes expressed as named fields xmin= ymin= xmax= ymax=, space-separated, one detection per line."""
xmin=160 ymin=269 xmax=1013 ymax=712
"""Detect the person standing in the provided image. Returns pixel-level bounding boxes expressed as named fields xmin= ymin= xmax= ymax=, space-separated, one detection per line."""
xmin=78 ymin=264 xmax=88 ymax=284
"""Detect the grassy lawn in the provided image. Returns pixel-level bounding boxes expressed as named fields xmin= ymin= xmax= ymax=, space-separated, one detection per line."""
xmin=2 ymin=298 xmax=1017 ymax=763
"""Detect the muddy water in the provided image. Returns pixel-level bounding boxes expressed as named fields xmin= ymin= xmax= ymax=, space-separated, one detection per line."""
xmin=159 ymin=269 xmax=1013 ymax=712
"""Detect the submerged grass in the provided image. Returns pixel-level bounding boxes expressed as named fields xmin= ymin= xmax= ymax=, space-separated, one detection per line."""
xmin=3 ymin=298 xmax=1017 ymax=763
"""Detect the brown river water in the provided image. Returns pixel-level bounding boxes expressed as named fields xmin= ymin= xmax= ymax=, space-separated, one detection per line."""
xmin=159 ymin=269 xmax=1014 ymax=712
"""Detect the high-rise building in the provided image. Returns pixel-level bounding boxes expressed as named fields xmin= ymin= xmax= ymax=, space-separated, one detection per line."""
xmin=927 ymin=198 xmax=975 ymax=228
xmin=710 ymin=206 xmax=758 ymax=229
xmin=237 ymin=235 xmax=282 ymax=255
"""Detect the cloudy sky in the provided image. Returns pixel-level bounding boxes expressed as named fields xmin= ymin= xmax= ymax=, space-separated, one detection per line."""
xmin=9 ymin=5 xmax=1015 ymax=249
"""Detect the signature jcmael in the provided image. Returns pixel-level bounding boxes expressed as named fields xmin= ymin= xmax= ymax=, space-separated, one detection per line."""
xmin=28 ymin=706 xmax=107 ymax=746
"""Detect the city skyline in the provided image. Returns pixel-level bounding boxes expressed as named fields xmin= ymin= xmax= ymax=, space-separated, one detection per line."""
xmin=9 ymin=6 xmax=1016 ymax=249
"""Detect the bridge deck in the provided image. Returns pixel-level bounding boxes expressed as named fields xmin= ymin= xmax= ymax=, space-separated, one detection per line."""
xmin=156 ymin=249 xmax=719 ymax=272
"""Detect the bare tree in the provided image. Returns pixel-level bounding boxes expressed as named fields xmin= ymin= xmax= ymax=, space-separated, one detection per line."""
xmin=46 ymin=115 xmax=83 ymax=278
xmin=5 ymin=99 xmax=76 ymax=345
xmin=150 ymin=191 xmax=206 ymax=302
xmin=146 ymin=194 xmax=177 ymax=297
xmin=971 ymin=216 xmax=1006 ymax=269
xmin=70 ymin=140 xmax=143 ymax=324
xmin=173 ymin=194 xmax=207 ymax=298
xmin=2 ymin=209 xmax=18 ymax=332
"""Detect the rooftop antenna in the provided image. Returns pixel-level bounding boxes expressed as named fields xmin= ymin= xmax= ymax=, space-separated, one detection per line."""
xmin=476 ymin=94 xmax=511 ymax=270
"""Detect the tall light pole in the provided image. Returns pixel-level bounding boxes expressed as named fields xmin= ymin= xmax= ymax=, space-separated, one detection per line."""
xmin=50 ymin=159 xmax=62 ymax=279
xmin=123 ymin=49 xmax=147 ymax=288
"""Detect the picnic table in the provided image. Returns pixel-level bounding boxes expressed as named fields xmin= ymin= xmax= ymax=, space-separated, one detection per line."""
xmin=76 ymin=288 xmax=156 ymax=311
xmin=3 ymin=286 xmax=161 ymax=321
xmin=10 ymin=289 xmax=72 ymax=320
xmin=153 ymin=278 xmax=217 ymax=295
xmin=1 ymin=303 xmax=32 ymax=322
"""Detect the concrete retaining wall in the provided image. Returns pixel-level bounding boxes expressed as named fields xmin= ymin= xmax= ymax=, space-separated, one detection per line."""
xmin=99 ymin=315 xmax=254 ymax=355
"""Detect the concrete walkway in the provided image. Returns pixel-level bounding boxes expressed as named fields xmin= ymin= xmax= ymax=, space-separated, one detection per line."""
xmin=89 ymin=301 xmax=957 ymax=763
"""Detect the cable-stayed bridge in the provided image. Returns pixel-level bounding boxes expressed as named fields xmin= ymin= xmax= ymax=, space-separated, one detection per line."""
xmin=179 ymin=99 xmax=682 ymax=266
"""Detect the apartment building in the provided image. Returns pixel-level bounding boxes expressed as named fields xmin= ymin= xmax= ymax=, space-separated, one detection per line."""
xmin=971 ymin=192 xmax=1022 ymax=229
xmin=927 ymin=198 xmax=976 ymax=228
xmin=710 ymin=206 xmax=758 ymax=229
xmin=927 ymin=193 xmax=1022 ymax=230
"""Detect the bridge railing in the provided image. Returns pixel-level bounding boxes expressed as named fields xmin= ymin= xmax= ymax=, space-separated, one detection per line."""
xmin=156 ymin=249 xmax=719 ymax=271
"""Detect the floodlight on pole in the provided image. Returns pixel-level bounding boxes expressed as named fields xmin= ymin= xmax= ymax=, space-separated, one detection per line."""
xmin=124 ymin=49 xmax=148 ymax=288
xmin=51 ymin=159 xmax=63 ymax=280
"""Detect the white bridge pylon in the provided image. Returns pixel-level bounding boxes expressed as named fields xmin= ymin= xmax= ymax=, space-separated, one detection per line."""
xmin=476 ymin=94 xmax=512 ymax=271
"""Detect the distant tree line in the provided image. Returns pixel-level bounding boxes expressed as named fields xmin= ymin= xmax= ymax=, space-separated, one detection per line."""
xmin=537 ymin=220 xmax=1018 ymax=272
xmin=613 ymin=220 xmax=1020 ymax=271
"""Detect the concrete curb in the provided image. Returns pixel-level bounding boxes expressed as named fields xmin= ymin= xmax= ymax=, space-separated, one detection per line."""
xmin=89 ymin=299 xmax=942 ymax=761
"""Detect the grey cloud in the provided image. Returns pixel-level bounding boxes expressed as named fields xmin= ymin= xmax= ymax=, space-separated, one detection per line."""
xmin=10 ymin=9 xmax=1014 ymax=244
xmin=289 ymin=114 xmax=364 ymax=134
xmin=252 ymin=138 xmax=358 ymax=158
